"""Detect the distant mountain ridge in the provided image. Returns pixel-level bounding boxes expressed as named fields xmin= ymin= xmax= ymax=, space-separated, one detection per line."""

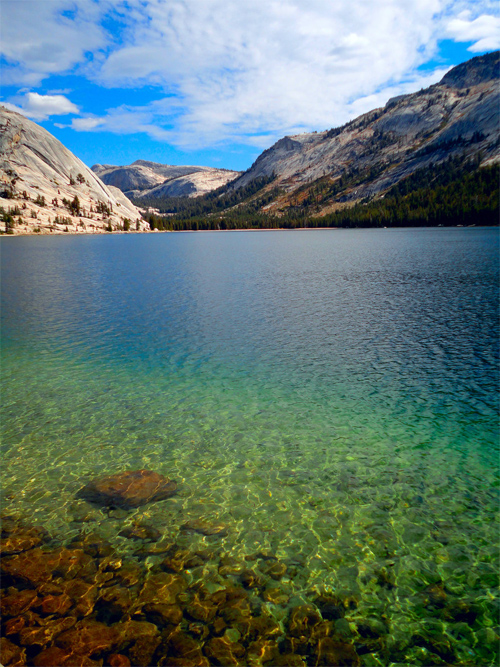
xmin=226 ymin=51 xmax=499 ymax=215
xmin=92 ymin=161 xmax=241 ymax=200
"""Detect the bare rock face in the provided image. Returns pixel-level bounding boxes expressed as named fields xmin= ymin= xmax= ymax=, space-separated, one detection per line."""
xmin=92 ymin=160 xmax=241 ymax=200
xmin=78 ymin=470 xmax=177 ymax=509
xmin=92 ymin=162 xmax=206 ymax=193
xmin=0 ymin=106 xmax=148 ymax=234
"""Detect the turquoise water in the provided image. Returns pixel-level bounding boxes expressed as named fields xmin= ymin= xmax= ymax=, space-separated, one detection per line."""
xmin=1 ymin=228 xmax=499 ymax=665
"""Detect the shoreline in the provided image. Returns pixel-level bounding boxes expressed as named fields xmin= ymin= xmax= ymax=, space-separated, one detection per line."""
xmin=0 ymin=224 xmax=492 ymax=238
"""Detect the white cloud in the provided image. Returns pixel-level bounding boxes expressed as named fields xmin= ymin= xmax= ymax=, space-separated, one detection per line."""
xmin=85 ymin=0 xmax=500 ymax=147
xmin=446 ymin=11 xmax=500 ymax=51
xmin=71 ymin=117 xmax=103 ymax=131
xmin=1 ymin=1 xmax=498 ymax=148
xmin=2 ymin=93 xmax=79 ymax=121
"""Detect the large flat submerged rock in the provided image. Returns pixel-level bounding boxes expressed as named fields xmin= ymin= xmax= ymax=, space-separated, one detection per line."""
xmin=78 ymin=470 xmax=177 ymax=509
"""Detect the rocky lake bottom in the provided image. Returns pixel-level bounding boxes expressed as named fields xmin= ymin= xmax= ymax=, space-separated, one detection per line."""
xmin=1 ymin=228 xmax=499 ymax=666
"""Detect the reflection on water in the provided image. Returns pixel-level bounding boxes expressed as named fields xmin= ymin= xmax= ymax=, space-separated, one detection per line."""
xmin=1 ymin=228 xmax=499 ymax=666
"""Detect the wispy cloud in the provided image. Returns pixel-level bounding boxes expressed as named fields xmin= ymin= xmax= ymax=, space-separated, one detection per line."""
xmin=0 ymin=0 xmax=108 ymax=85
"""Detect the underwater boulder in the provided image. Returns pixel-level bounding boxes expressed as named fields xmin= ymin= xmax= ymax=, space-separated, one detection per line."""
xmin=1 ymin=547 xmax=96 ymax=588
xmin=0 ymin=589 xmax=39 ymax=617
xmin=33 ymin=646 xmax=101 ymax=666
xmin=204 ymin=636 xmax=246 ymax=665
xmin=0 ymin=637 xmax=26 ymax=667
xmin=55 ymin=619 xmax=122 ymax=656
xmin=77 ymin=470 xmax=177 ymax=509
xmin=0 ymin=522 xmax=49 ymax=556
xmin=314 ymin=637 xmax=361 ymax=666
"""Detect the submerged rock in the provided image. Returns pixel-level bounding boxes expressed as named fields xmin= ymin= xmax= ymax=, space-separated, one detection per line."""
xmin=261 ymin=561 xmax=287 ymax=580
xmin=119 ymin=524 xmax=161 ymax=542
xmin=19 ymin=616 xmax=77 ymax=650
xmin=4 ymin=616 xmax=28 ymax=637
xmin=143 ymin=602 xmax=183 ymax=627
xmin=181 ymin=519 xmax=228 ymax=537
xmin=247 ymin=639 xmax=279 ymax=665
xmin=314 ymin=594 xmax=345 ymax=621
xmin=133 ymin=539 xmax=174 ymax=558
xmin=69 ymin=533 xmax=115 ymax=558
xmin=55 ymin=619 xmax=122 ymax=655
xmin=0 ymin=523 xmax=49 ymax=556
xmin=185 ymin=595 xmax=218 ymax=623
xmin=159 ymin=546 xmax=209 ymax=573
xmin=0 ymin=589 xmax=39 ymax=617
xmin=262 ymin=587 xmax=289 ymax=605
xmin=314 ymin=637 xmax=361 ymax=666
xmin=128 ymin=633 xmax=161 ymax=667
xmin=1 ymin=547 xmax=96 ymax=588
xmin=248 ymin=615 xmax=282 ymax=641
xmin=0 ymin=637 xmax=26 ymax=667
xmin=204 ymin=636 xmax=246 ymax=665
xmin=137 ymin=572 xmax=187 ymax=607
xmin=0 ymin=511 xmax=367 ymax=667
xmin=238 ymin=569 xmax=265 ymax=590
xmin=162 ymin=628 xmax=208 ymax=665
xmin=78 ymin=470 xmax=177 ymax=509
xmin=33 ymin=646 xmax=101 ymax=666
xmin=423 ymin=583 xmax=447 ymax=609
xmin=108 ymin=654 xmax=132 ymax=667
xmin=35 ymin=592 xmax=73 ymax=616
xmin=288 ymin=605 xmax=323 ymax=637
xmin=61 ymin=578 xmax=99 ymax=617
xmin=274 ymin=654 xmax=306 ymax=666
xmin=442 ymin=599 xmax=479 ymax=625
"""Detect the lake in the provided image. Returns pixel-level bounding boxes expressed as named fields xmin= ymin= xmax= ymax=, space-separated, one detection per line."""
xmin=1 ymin=227 xmax=499 ymax=666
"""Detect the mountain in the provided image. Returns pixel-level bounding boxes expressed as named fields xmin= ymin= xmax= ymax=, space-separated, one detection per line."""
xmin=92 ymin=160 xmax=241 ymax=200
xmin=0 ymin=106 xmax=147 ymax=234
xmin=229 ymin=51 xmax=499 ymax=215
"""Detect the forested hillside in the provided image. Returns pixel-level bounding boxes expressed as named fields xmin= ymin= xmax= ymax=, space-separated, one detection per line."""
xmin=143 ymin=155 xmax=498 ymax=231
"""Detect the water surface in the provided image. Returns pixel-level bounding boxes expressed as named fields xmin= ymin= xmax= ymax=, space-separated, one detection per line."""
xmin=1 ymin=228 xmax=499 ymax=665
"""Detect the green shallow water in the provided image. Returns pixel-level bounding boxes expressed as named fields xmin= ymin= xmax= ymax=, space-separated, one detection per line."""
xmin=1 ymin=228 xmax=499 ymax=665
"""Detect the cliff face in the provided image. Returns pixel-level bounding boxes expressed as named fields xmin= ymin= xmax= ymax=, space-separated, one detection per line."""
xmin=0 ymin=107 xmax=147 ymax=234
xmin=92 ymin=161 xmax=241 ymax=200
xmin=232 ymin=52 xmax=499 ymax=213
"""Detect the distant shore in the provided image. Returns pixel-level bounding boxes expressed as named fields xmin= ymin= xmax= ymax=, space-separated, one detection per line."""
xmin=1 ymin=224 xmax=491 ymax=237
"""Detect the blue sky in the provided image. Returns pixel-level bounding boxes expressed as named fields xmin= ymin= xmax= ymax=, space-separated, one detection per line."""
xmin=1 ymin=1 xmax=499 ymax=172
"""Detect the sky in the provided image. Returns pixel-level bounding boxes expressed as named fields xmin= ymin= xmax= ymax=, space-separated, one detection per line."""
xmin=1 ymin=1 xmax=499 ymax=172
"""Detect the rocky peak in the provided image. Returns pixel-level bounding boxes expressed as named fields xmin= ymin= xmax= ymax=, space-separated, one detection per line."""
xmin=440 ymin=51 xmax=499 ymax=89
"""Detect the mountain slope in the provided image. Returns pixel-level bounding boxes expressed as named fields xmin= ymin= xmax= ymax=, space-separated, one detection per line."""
xmin=92 ymin=160 xmax=241 ymax=199
xmin=231 ymin=51 xmax=499 ymax=215
xmin=0 ymin=106 xmax=147 ymax=234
